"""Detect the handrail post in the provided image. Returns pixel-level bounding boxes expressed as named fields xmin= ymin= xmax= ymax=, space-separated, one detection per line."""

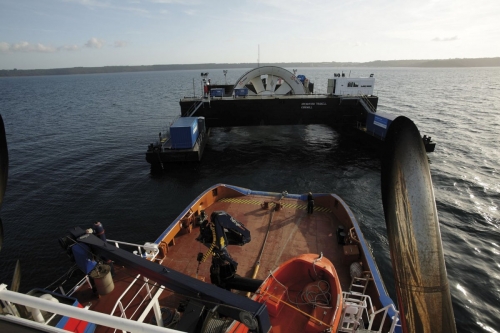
xmin=152 ymin=298 xmax=164 ymax=327
xmin=118 ymin=301 xmax=125 ymax=319
xmin=143 ymin=276 xmax=152 ymax=299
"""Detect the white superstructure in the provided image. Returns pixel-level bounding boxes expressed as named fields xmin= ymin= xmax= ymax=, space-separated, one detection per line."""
xmin=328 ymin=75 xmax=375 ymax=96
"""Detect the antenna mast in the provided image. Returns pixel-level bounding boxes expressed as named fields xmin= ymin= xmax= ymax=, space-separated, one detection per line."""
xmin=258 ymin=44 xmax=260 ymax=68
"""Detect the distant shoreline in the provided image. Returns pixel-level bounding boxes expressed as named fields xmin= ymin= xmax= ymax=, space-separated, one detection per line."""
xmin=1 ymin=57 xmax=499 ymax=77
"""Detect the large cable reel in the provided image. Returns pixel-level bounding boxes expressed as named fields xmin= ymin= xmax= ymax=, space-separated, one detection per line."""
xmin=233 ymin=66 xmax=306 ymax=96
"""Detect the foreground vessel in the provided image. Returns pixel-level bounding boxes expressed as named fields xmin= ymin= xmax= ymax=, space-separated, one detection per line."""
xmin=1 ymin=183 xmax=400 ymax=333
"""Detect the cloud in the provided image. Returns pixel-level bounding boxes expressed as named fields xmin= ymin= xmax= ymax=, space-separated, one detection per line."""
xmin=85 ymin=37 xmax=105 ymax=48
xmin=432 ymin=36 xmax=459 ymax=42
xmin=0 ymin=41 xmax=57 ymax=53
xmin=1 ymin=38 xmax=128 ymax=53
xmin=0 ymin=42 xmax=9 ymax=53
xmin=59 ymin=45 xmax=80 ymax=51
xmin=114 ymin=40 xmax=127 ymax=48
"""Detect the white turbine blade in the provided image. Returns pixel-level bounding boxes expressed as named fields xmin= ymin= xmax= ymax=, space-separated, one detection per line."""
xmin=266 ymin=75 xmax=276 ymax=91
xmin=250 ymin=77 xmax=265 ymax=94
xmin=274 ymin=83 xmax=292 ymax=95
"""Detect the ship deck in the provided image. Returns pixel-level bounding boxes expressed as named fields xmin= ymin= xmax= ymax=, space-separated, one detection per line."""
xmin=163 ymin=195 xmax=351 ymax=288
xmin=74 ymin=193 xmax=368 ymax=332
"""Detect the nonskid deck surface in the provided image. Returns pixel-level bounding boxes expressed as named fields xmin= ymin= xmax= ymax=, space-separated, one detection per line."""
xmin=161 ymin=195 xmax=352 ymax=289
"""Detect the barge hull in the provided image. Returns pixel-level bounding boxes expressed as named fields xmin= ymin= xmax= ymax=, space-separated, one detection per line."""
xmin=180 ymin=95 xmax=378 ymax=128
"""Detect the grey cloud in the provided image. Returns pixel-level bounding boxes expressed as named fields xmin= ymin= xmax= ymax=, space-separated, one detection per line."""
xmin=85 ymin=38 xmax=105 ymax=49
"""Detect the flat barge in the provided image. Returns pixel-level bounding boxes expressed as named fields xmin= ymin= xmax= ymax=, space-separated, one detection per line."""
xmin=146 ymin=66 xmax=434 ymax=171
xmin=180 ymin=66 xmax=378 ymax=128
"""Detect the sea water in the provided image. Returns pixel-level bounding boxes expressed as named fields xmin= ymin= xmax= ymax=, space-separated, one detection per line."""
xmin=0 ymin=67 xmax=499 ymax=332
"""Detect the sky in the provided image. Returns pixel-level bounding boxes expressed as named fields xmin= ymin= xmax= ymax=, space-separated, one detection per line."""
xmin=1 ymin=0 xmax=499 ymax=70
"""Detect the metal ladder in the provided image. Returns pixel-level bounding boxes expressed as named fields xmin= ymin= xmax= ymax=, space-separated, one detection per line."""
xmin=359 ymin=95 xmax=376 ymax=113
xmin=337 ymin=277 xmax=400 ymax=333
xmin=187 ymin=98 xmax=206 ymax=117
xmin=349 ymin=277 xmax=369 ymax=295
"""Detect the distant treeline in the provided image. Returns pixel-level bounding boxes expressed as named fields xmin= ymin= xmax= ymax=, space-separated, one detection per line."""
xmin=1 ymin=57 xmax=499 ymax=77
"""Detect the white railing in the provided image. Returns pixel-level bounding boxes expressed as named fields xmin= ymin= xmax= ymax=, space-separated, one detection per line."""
xmin=0 ymin=284 xmax=181 ymax=333
xmin=27 ymin=240 xmax=165 ymax=332
xmin=107 ymin=239 xmax=160 ymax=261
xmin=104 ymin=239 xmax=165 ymax=331
xmin=340 ymin=291 xmax=400 ymax=333
xmin=1 ymin=240 xmax=168 ymax=332
xmin=109 ymin=275 xmax=163 ymax=333
xmin=188 ymin=99 xmax=205 ymax=117
xmin=368 ymin=303 xmax=400 ymax=333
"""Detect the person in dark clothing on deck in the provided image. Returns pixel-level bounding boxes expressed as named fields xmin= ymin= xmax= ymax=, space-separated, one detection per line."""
xmin=307 ymin=192 xmax=314 ymax=214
